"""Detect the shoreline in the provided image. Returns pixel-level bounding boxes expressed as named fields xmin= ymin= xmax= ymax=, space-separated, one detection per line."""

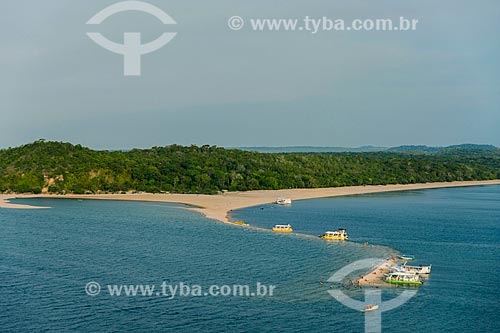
xmin=1 ymin=180 xmax=499 ymax=222
xmin=3 ymin=180 xmax=498 ymax=288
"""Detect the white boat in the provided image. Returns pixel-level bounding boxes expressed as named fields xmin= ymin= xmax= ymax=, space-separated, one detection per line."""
xmin=397 ymin=254 xmax=415 ymax=260
xmin=362 ymin=304 xmax=379 ymax=312
xmin=276 ymin=198 xmax=292 ymax=205
xmin=272 ymin=224 xmax=293 ymax=233
xmin=401 ymin=262 xmax=432 ymax=274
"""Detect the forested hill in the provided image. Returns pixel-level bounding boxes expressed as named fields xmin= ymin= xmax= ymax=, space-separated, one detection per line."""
xmin=1 ymin=140 xmax=499 ymax=194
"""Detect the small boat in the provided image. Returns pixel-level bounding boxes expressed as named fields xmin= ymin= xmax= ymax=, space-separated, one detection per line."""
xmin=397 ymin=254 xmax=415 ymax=261
xmin=385 ymin=272 xmax=423 ymax=285
xmin=233 ymin=221 xmax=249 ymax=227
xmin=362 ymin=304 xmax=379 ymax=312
xmin=276 ymin=198 xmax=292 ymax=205
xmin=272 ymin=224 xmax=293 ymax=232
xmin=320 ymin=229 xmax=348 ymax=240
xmin=401 ymin=262 xmax=432 ymax=274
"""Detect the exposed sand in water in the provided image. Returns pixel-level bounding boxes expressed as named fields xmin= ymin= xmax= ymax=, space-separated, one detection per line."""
xmin=2 ymin=180 xmax=498 ymax=287
xmin=356 ymin=257 xmax=400 ymax=287
xmin=2 ymin=180 xmax=500 ymax=221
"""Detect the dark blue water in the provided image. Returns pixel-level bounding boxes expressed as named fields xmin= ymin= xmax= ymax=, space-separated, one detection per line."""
xmin=1 ymin=185 xmax=499 ymax=332
xmin=232 ymin=185 xmax=500 ymax=332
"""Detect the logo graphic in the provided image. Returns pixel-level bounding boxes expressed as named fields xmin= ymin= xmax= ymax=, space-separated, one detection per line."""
xmin=328 ymin=258 xmax=418 ymax=333
xmin=227 ymin=16 xmax=244 ymax=30
xmin=86 ymin=1 xmax=177 ymax=76
xmin=85 ymin=281 xmax=101 ymax=296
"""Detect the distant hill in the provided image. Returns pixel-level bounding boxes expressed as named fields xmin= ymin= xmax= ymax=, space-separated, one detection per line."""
xmin=236 ymin=146 xmax=386 ymax=153
xmin=241 ymin=144 xmax=498 ymax=154
xmin=387 ymin=144 xmax=498 ymax=155
xmin=385 ymin=145 xmax=442 ymax=153
xmin=445 ymin=144 xmax=497 ymax=151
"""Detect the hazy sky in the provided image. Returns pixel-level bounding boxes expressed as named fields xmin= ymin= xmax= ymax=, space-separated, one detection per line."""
xmin=1 ymin=0 xmax=499 ymax=149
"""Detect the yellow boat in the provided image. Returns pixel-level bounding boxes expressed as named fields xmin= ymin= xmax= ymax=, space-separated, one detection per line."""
xmin=234 ymin=221 xmax=249 ymax=227
xmin=272 ymin=224 xmax=293 ymax=233
xmin=320 ymin=229 xmax=348 ymax=240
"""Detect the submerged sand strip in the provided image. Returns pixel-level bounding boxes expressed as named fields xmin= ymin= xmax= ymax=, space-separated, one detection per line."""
xmin=3 ymin=180 xmax=497 ymax=287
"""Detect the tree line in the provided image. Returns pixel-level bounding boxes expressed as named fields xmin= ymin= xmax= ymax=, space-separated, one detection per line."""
xmin=0 ymin=140 xmax=499 ymax=194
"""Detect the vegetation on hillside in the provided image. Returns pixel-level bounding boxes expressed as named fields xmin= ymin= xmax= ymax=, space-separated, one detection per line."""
xmin=0 ymin=140 xmax=499 ymax=194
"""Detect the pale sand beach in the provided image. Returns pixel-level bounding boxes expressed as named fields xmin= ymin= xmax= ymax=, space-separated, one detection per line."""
xmin=2 ymin=180 xmax=500 ymax=222
xmin=356 ymin=257 xmax=400 ymax=287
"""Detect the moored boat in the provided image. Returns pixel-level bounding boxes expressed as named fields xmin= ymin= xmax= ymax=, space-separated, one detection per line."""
xmin=272 ymin=224 xmax=293 ymax=232
xmin=401 ymin=263 xmax=432 ymax=274
xmin=276 ymin=198 xmax=292 ymax=205
xmin=362 ymin=304 xmax=379 ymax=312
xmin=233 ymin=221 xmax=249 ymax=227
xmin=385 ymin=272 xmax=423 ymax=285
xmin=397 ymin=254 xmax=415 ymax=260
xmin=320 ymin=229 xmax=349 ymax=240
